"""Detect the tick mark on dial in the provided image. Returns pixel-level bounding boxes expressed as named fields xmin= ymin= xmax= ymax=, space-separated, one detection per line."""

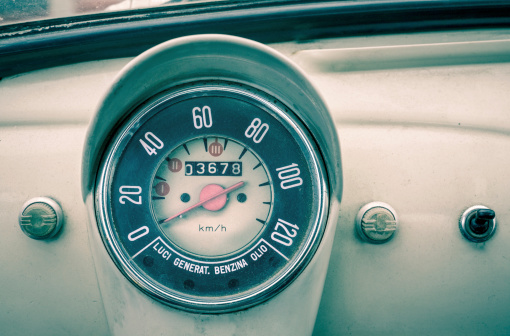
xmin=155 ymin=175 xmax=166 ymax=181
xmin=152 ymin=196 xmax=165 ymax=200
xmin=203 ymin=138 xmax=208 ymax=152
xmin=256 ymin=218 xmax=266 ymax=225
xmin=253 ymin=162 xmax=262 ymax=170
xmin=259 ymin=181 xmax=270 ymax=187
xmin=182 ymin=143 xmax=190 ymax=155
xmin=238 ymin=147 xmax=248 ymax=160
xmin=224 ymin=138 xmax=229 ymax=150
xmin=263 ymin=201 xmax=271 ymax=205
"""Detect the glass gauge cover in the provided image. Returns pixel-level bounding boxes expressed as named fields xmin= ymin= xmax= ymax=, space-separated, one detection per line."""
xmin=95 ymin=83 xmax=328 ymax=313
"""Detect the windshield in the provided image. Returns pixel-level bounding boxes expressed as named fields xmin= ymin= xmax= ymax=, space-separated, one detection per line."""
xmin=0 ymin=0 xmax=228 ymax=25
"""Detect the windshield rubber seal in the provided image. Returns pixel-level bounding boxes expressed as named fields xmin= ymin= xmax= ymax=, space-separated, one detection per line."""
xmin=1 ymin=0 xmax=510 ymax=77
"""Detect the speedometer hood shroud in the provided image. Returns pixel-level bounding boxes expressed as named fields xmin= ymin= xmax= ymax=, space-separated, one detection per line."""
xmin=82 ymin=34 xmax=342 ymax=332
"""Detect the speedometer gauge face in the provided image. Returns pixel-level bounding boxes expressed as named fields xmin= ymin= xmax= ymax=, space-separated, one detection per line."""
xmin=96 ymin=83 xmax=328 ymax=313
xmin=152 ymin=136 xmax=272 ymax=257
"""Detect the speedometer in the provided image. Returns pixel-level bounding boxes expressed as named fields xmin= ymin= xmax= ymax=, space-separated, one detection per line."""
xmin=95 ymin=84 xmax=328 ymax=313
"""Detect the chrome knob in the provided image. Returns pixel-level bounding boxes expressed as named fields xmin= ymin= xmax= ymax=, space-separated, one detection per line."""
xmin=356 ymin=202 xmax=398 ymax=244
xmin=19 ymin=197 xmax=64 ymax=239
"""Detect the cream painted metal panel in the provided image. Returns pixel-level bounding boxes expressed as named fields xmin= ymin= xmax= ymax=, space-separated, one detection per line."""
xmin=0 ymin=30 xmax=509 ymax=335
xmin=314 ymin=125 xmax=510 ymax=335
xmin=0 ymin=125 xmax=108 ymax=335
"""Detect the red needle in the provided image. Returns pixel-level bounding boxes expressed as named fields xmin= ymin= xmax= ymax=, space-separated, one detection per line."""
xmin=161 ymin=181 xmax=245 ymax=223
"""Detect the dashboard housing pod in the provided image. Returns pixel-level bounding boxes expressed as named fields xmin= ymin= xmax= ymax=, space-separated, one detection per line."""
xmin=82 ymin=35 xmax=342 ymax=334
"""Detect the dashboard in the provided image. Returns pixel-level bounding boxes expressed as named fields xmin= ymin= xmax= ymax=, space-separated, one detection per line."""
xmin=1 ymin=1 xmax=510 ymax=335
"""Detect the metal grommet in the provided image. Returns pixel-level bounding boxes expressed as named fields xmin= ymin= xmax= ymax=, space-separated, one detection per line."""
xmin=356 ymin=202 xmax=398 ymax=244
xmin=19 ymin=197 xmax=64 ymax=239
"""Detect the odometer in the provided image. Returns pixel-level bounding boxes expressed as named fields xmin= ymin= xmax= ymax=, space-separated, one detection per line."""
xmin=184 ymin=160 xmax=243 ymax=177
xmin=95 ymin=83 xmax=328 ymax=313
